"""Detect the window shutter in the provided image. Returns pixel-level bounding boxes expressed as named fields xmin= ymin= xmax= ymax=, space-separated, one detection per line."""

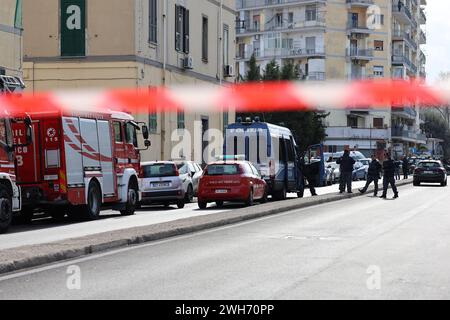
xmin=175 ymin=5 xmax=180 ymax=51
xmin=184 ymin=9 xmax=190 ymax=53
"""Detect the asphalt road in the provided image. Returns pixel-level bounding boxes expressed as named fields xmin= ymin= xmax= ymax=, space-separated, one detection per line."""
xmin=0 ymin=180 xmax=369 ymax=250
xmin=1 ymin=182 xmax=449 ymax=300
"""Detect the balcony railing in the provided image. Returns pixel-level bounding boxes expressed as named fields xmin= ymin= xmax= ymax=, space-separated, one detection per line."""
xmin=392 ymin=54 xmax=417 ymax=74
xmin=392 ymin=30 xmax=418 ymax=51
xmin=419 ymin=30 xmax=427 ymax=44
xmin=237 ymin=17 xmax=326 ymax=35
xmin=306 ymin=72 xmax=326 ymax=81
xmin=392 ymin=3 xmax=417 ymax=28
xmin=326 ymin=127 xmax=390 ymax=141
xmin=237 ymin=0 xmax=327 ymax=10
xmin=392 ymin=128 xmax=427 ymax=143
xmin=392 ymin=107 xmax=417 ymax=119
xmin=346 ymin=0 xmax=374 ymax=6
xmin=419 ymin=8 xmax=426 ymax=24
xmin=237 ymin=46 xmax=326 ymax=60
xmin=346 ymin=48 xmax=374 ymax=60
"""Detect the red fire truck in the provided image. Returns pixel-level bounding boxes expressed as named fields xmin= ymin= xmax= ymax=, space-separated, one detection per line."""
xmin=1 ymin=75 xmax=33 ymax=233
xmin=13 ymin=109 xmax=150 ymax=222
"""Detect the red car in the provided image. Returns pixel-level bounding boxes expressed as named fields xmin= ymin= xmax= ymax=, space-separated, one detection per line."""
xmin=197 ymin=161 xmax=268 ymax=209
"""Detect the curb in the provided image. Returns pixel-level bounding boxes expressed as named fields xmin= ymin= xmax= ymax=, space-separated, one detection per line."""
xmin=0 ymin=179 xmax=413 ymax=275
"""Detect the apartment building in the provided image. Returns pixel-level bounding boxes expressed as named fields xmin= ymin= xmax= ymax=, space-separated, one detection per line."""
xmin=0 ymin=0 xmax=24 ymax=92
xmin=22 ymin=0 xmax=236 ymax=162
xmin=236 ymin=0 xmax=426 ymax=157
xmin=391 ymin=0 xmax=427 ymax=158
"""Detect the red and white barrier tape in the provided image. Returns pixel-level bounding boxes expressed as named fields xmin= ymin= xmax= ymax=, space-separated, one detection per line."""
xmin=0 ymin=79 xmax=447 ymax=117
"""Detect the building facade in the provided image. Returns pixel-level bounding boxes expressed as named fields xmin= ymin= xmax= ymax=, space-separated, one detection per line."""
xmin=235 ymin=0 xmax=427 ymax=158
xmin=0 ymin=0 xmax=23 ymax=78
xmin=22 ymin=0 xmax=236 ymax=162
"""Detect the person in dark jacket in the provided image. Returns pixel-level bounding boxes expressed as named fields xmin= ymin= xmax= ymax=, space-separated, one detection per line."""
xmin=298 ymin=154 xmax=318 ymax=197
xmin=402 ymin=156 xmax=409 ymax=179
xmin=381 ymin=152 xmax=399 ymax=199
xmin=336 ymin=150 xmax=356 ymax=193
xmin=358 ymin=155 xmax=382 ymax=196
xmin=394 ymin=159 xmax=401 ymax=180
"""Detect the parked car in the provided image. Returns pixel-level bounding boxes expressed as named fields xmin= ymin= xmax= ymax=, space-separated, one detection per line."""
xmin=140 ymin=161 xmax=186 ymax=208
xmin=352 ymin=159 xmax=371 ymax=181
xmin=197 ymin=160 xmax=268 ymax=209
xmin=326 ymin=162 xmax=340 ymax=184
xmin=413 ymin=160 xmax=448 ymax=187
xmin=173 ymin=160 xmax=203 ymax=202
xmin=323 ymin=151 xmax=366 ymax=163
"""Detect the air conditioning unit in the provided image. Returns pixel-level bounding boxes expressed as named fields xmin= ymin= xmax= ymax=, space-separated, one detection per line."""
xmin=224 ymin=65 xmax=234 ymax=77
xmin=183 ymin=56 xmax=193 ymax=69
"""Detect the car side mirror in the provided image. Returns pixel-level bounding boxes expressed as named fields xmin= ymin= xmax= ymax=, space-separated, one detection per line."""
xmin=142 ymin=125 xmax=149 ymax=140
xmin=144 ymin=140 xmax=151 ymax=147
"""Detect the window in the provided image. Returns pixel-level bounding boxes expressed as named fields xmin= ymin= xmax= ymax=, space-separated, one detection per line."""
xmin=206 ymin=164 xmax=240 ymax=176
xmin=275 ymin=13 xmax=283 ymax=27
xmin=288 ymin=12 xmax=294 ymax=24
xmin=142 ymin=163 xmax=177 ymax=178
xmin=175 ymin=5 xmax=189 ymax=53
xmin=306 ymin=5 xmax=317 ymax=21
xmin=0 ymin=119 xmax=7 ymax=145
xmin=347 ymin=116 xmax=358 ymax=128
xmin=125 ymin=123 xmax=138 ymax=147
xmin=373 ymin=118 xmax=384 ymax=129
xmin=177 ymin=111 xmax=185 ymax=129
xmin=305 ymin=37 xmax=316 ymax=54
xmin=285 ymin=139 xmax=295 ymax=162
xmin=223 ymin=24 xmax=229 ymax=66
xmin=113 ymin=122 xmax=123 ymax=142
xmin=149 ymin=0 xmax=157 ymax=43
xmin=149 ymin=113 xmax=157 ymax=133
xmin=373 ymin=66 xmax=384 ymax=77
xmin=202 ymin=16 xmax=208 ymax=61
xmin=374 ymin=40 xmax=384 ymax=51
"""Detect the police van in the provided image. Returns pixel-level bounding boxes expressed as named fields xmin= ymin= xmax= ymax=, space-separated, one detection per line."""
xmin=224 ymin=117 xmax=303 ymax=200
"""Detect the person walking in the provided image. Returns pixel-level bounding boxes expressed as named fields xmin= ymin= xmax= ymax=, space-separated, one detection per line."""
xmin=402 ymin=155 xmax=409 ymax=179
xmin=394 ymin=159 xmax=401 ymax=180
xmin=337 ymin=149 xmax=355 ymax=194
xmin=380 ymin=152 xmax=399 ymax=199
xmin=358 ymin=155 xmax=382 ymax=196
xmin=298 ymin=154 xmax=318 ymax=197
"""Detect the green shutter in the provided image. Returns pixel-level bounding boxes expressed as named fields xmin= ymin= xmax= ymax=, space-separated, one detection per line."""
xmin=60 ymin=0 xmax=86 ymax=57
xmin=14 ymin=0 xmax=23 ymax=29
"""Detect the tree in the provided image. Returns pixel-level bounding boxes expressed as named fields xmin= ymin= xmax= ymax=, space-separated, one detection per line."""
xmin=263 ymin=59 xmax=281 ymax=81
xmin=245 ymin=54 xmax=261 ymax=82
xmin=421 ymin=111 xmax=450 ymax=160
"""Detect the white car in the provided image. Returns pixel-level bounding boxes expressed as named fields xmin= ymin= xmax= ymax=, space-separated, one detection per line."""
xmin=326 ymin=162 xmax=340 ymax=184
xmin=174 ymin=160 xmax=203 ymax=203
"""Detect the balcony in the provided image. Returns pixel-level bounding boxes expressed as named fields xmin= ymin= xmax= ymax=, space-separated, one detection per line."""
xmin=346 ymin=48 xmax=374 ymax=63
xmin=347 ymin=20 xmax=374 ymax=36
xmin=237 ymin=18 xmax=326 ymax=36
xmin=392 ymin=3 xmax=416 ymax=28
xmin=392 ymin=127 xmax=427 ymax=144
xmin=306 ymin=72 xmax=326 ymax=81
xmin=392 ymin=54 xmax=417 ymax=74
xmin=236 ymin=46 xmax=326 ymax=61
xmin=392 ymin=30 xmax=417 ymax=51
xmin=346 ymin=0 xmax=374 ymax=7
xmin=237 ymin=0 xmax=327 ymax=10
xmin=392 ymin=107 xmax=417 ymax=120
xmin=419 ymin=8 xmax=426 ymax=24
xmin=419 ymin=29 xmax=427 ymax=45
xmin=326 ymin=127 xmax=390 ymax=141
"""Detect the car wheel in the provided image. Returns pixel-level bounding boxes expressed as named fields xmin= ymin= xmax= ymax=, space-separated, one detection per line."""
xmin=413 ymin=180 xmax=420 ymax=186
xmin=177 ymin=200 xmax=185 ymax=209
xmin=275 ymin=186 xmax=287 ymax=201
xmin=198 ymin=201 xmax=207 ymax=210
xmin=185 ymin=185 xmax=194 ymax=203
xmin=245 ymin=189 xmax=254 ymax=207
xmin=441 ymin=179 xmax=447 ymax=187
xmin=0 ymin=185 xmax=13 ymax=234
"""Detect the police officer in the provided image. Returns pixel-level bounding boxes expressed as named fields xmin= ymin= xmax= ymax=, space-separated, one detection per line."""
xmin=298 ymin=153 xmax=318 ymax=197
xmin=337 ymin=149 xmax=356 ymax=194
xmin=358 ymin=154 xmax=382 ymax=196
xmin=381 ymin=152 xmax=399 ymax=199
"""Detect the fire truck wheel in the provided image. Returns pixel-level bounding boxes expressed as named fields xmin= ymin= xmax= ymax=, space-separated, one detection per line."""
xmin=81 ymin=181 xmax=102 ymax=220
xmin=0 ymin=186 xmax=13 ymax=234
xmin=120 ymin=181 xmax=138 ymax=216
